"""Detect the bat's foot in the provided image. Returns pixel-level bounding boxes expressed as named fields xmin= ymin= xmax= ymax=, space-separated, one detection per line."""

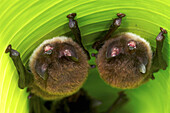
xmin=160 ymin=27 xmax=167 ymax=34
xmin=5 ymin=44 xmax=12 ymax=53
xmin=67 ymin=13 xmax=77 ymax=29
xmin=67 ymin=13 xmax=76 ymax=19
xmin=156 ymin=27 xmax=167 ymax=41
xmin=117 ymin=13 xmax=126 ymax=18
xmin=5 ymin=44 xmax=20 ymax=58
xmin=113 ymin=13 xmax=126 ymax=27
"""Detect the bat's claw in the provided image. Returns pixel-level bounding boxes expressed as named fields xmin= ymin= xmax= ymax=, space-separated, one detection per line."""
xmin=67 ymin=13 xmax=77 ymax=19
xmin=117 ymin=13 xmax=126 ymax=18
xmin=160 ymin=27 xmax=167 ymax=34
xmin=156 ymin=27 xmax=167 ymax=41
xmin=5 ymin=44 xmax=12 ymax=53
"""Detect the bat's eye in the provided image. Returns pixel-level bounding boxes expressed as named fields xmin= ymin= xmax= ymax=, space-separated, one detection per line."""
xmin=111 ymin=47 xmax=120 ymax=57
xmin=128 ymin=40 xmax=136 ymax=50
xmin=44 ymin=45 xmax=53 ymax=55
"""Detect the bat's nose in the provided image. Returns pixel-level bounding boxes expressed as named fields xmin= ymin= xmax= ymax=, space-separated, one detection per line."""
xmin=58 ymin=51 xmax=64 ymax=58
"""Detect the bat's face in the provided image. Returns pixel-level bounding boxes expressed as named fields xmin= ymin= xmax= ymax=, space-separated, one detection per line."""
xmin=29 ymin=36 xmax=89 ymax=99
xmin=97 ymin=33 xmax=152 ymax=89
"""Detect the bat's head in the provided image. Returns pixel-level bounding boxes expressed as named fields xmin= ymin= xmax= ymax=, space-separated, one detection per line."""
xmin=42 ymin=42 xmax=79 ymax=64
xmin=97 ymin=33 xmax=152 ymax=89
xmin=29 ymin=36 xmax=89 ymax=96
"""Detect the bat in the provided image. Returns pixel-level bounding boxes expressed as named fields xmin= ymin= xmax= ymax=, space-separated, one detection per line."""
xmin=92 ymin=13 xmax=167 ymax=89
xmin=5 ymin=13 xmax=90 ymax=113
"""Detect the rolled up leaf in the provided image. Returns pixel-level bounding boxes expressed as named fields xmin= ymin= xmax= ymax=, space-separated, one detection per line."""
xmin=0 ymin=0 xmax=169 ymax=113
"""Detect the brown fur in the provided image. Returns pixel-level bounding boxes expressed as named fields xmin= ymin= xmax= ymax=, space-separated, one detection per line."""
xmin=97 ymin=33 xmax=152 ymax=89
xmin=29 ymin=37 xmax=89 ymax=100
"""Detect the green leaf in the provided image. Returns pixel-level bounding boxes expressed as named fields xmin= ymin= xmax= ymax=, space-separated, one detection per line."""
xmin=0 ymin=0 xmax=169 ymax=113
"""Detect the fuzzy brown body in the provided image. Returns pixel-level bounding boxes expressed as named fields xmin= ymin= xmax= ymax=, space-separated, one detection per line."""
xmin=29 ymin=36 xmax=89 ymax=100
xmin=97 ymin=33 xmax=152 ymax=89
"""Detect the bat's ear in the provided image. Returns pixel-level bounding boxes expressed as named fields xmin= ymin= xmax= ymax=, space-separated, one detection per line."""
xmin=139 ymin=63 xmax=146 ymax=74
xmin=62 ymin=49 xmax=79 ymax=62
xmin=35 ymin=61 xmax=48 ymax=80
xmin=59 ymin=44 xmax=79 ymax=62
